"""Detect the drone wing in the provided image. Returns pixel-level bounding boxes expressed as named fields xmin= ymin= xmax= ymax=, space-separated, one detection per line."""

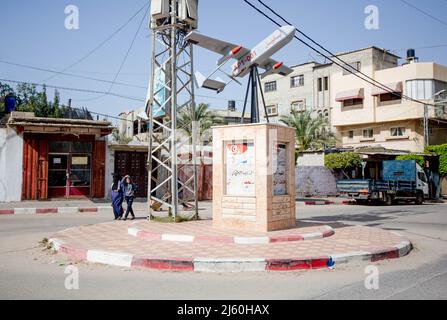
xmin=185 ymin=31 xmax=250 ymax=63
xmin=258 ymin=58 xmax=294 ymax=79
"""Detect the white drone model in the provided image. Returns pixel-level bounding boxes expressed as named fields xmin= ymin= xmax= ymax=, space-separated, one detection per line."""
xmin=186 ymin=25 xmax=296 ymax=94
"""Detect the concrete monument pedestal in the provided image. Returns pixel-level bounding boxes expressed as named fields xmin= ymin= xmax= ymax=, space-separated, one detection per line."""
xmin=212 ymin=123 xmax=296 ymax=232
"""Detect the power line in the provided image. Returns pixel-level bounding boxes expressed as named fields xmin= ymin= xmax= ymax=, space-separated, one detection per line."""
xmin=392 ymin=44 xmax=447 ymax=52
xmin=245 ymin=0 xmax=437 ymax=108
xmin=41 ymin=1 xmax=151 ymax=83
xmin=399 ymin=0 xmax=447 ymax=28
xmin=107 ymin=4 xmax=150 ymax=93
xmin=79 ymin=4 xmax=150 ymax=103
xmin=0 ymin=59 xmax=147 ymax=89
xmin=0 ymin=78 xmax=145 ymax=102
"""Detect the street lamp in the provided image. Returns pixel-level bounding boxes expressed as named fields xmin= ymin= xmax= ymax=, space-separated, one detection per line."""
xmin=433 ymin=89 xmax=446 ymax=98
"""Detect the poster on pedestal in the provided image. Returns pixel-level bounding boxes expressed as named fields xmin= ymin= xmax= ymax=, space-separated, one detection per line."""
xmin=225 ymin=141 xmax=255 ymax=196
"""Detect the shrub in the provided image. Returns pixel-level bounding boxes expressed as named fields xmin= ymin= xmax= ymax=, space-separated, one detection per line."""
xmin=395 ymin=154 xmax=425 ymax=167
xmin=325 ymin=152 xmax=362 ymax=170
xmin=426 ymin=144 xmax=447 ymax=177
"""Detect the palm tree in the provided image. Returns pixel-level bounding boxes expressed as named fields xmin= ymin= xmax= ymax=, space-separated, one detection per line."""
xmin=280 ymin=110 xmax=336 ymax=152
xmin=111 ymin=128 xmax=132 ymax=145
xmin=177 ymin=103 xmax=224 ymax=142
xmin=177 ymin=103 xmax=224 ymax=200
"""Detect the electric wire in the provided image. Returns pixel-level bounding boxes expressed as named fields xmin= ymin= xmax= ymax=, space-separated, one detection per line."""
xmin=41 ymin=1 xmax=151 ymax=83
xmin=244 ymin=0 xmax=437 ymax=108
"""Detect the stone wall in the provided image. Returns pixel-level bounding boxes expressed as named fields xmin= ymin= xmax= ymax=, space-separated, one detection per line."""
xmin=296 ymin=166 xmax=339 ymax=197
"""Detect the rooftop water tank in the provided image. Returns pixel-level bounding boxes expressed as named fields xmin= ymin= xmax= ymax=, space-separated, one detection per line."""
xmin=228 ymin=100 xmax=236 ymax=111
xmin=5 ymin=94 xmax=17 ymax=113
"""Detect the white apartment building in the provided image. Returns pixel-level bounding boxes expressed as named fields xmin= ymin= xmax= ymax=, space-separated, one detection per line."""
xmin=261 ymin=46 xmax=447 ymax=152
xmin=261 ymin=61 xmax=331 ymax=121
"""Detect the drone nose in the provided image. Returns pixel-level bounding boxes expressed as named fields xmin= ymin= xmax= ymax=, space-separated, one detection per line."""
xmin=281 ymin=25 xmax=296 ymax=35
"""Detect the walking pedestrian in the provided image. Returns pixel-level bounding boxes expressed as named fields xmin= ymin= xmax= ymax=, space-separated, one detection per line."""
xmin=122 ymin=175 xmax=136 ymax=221
xmin=111 ymin=174 xmax=124 ymax=220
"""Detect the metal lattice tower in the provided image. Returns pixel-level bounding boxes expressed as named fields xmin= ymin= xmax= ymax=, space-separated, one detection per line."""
xmin=146 ymin=0 xmax=199 ymax=220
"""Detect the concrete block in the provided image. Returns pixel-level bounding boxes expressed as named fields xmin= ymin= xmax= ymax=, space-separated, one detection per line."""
xmin=58 ymin=207 xmax=80 ymax=214
xmin=14 ymin=208 xmax=36 ymax=215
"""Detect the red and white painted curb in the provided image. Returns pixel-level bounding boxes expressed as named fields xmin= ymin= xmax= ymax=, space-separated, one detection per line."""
xmin=127 ymin=225 xmax=335 ymax=244
xmin=48 ymin=238 xmax=412 ymax=273
xmin=297 ymin=200 xmax=354 ymax=206
xmin=0 ymin=207 xmax=110 ymax=215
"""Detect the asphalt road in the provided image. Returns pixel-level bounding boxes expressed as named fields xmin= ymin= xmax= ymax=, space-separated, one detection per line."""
xmin=0 ymin=202 xmax=446 ymax=300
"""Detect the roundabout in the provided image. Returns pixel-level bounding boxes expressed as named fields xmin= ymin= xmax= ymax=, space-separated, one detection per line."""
xmin=49 ymin=219 xmax=412 ymax=273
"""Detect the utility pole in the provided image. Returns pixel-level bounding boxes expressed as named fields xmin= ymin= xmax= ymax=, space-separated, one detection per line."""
xmin=146 ymin=0 xmax=199 ymax=221
xmin=424 ymin=104 xmax=429 ymax=147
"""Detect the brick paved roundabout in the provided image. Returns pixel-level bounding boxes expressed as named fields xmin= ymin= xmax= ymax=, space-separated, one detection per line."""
xmin=49 ymin=220 xmax=413 ymax=273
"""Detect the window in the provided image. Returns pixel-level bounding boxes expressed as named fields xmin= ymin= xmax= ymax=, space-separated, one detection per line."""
xmin=266 ymin=105 xmax=278 ymax=117
xmin=348 ymin=131 xmax=354 ymax=139
xmin=318 ymin=77 xmax=329 ymax=92
xmin=363 ymin=129 xmax=374 ymax=139
xmin=343 ymin=61 xmax=361 ymax=75
xmin=390 ymin=127 xmax=406 ymax=137
xmin=406 ymin=80 xmax=434 ymax=100
xmin=418 ymin=172 xmax=428 ymax=183
xmin=324 ymin=109 xmax=329 ymax=118
xmin=264 ymin=81 xmax=277 ymax=93
xmin=291 ymin=75 xmax=304 ymax=88
xmin=379 ymin=92 xmax=401 ymax=104
xmin=342 ymin=98 xmax=363 ymax=107
xmin=133 ymin=120 xmax=148 ymax=135
xmin=291 ymin=100 xmax=306 ymax=113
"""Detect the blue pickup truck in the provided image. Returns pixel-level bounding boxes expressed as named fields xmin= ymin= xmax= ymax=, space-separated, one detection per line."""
xmin=337 ymin=160 xmax=429 ymax=205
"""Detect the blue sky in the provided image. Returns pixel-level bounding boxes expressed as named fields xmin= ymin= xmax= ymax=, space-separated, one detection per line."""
xmin=1 ymin=0 xmax=447 ymax=122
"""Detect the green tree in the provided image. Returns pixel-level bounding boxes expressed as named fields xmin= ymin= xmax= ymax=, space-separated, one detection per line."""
xmin=395 ymin=154 xmax=425 ymax=167
xmin=177 ymin=103 xmax=224 ymax=200
xmin=280 ymin=110 xmax=336 ymax=152
xmin=177 ymin=103 xmax=224 ymax=143
xmin=0 ymin=82 xmax=67 ymax=118
xmin=325 ymin=152 xmax=362 ymax=179
xmin=426 ymin=144 xmax=447 ymax=177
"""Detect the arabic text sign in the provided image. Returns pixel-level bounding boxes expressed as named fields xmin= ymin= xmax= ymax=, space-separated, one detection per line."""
xmin=273 ymin=143 xmax=287 ymax=196
xmin=225 ymin=141 xmax=255 ymax=196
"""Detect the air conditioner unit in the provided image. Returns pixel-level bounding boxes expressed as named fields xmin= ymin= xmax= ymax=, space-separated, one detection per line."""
xmin=180 ymin=0 xmax=198 ymax=29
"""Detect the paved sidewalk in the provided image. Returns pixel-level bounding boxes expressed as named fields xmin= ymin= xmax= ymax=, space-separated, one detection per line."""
xmin=0 ymin=200 xmax=213 ymax=218
xmin=129 ymin=220 xmax=334 ymax=244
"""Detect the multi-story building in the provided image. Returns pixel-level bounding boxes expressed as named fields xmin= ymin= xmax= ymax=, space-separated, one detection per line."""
xmin=260 ymin=46 xmax=447 ymax=152
xmin=261 ymin=61 xmax=329 ymax=121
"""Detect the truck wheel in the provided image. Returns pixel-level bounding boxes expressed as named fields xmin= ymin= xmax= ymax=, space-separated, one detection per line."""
xmin=415 ymin=194 xmax=424 ymax=205
xmin=385 ymin=194 xmax=394 ymax=206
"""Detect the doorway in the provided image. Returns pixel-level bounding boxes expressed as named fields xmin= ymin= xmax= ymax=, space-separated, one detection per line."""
xmin=114 ymin=151 xmax=149 ymax=198
xmin=48 ymin=153 xmax=92 ymax=198
xmin=47 ymin=141 xmax=92 ymax=198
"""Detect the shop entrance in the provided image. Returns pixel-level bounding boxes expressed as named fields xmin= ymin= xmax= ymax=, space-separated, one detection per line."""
xmin=48 ymin=142 xmax=92 ymax=198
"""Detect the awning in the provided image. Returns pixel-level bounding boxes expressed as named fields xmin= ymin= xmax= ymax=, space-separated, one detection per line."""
xmin=371 ymin=82 xmax=403 ymax=96
xmin=335 ymin=88 xmax=364 ymax=102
